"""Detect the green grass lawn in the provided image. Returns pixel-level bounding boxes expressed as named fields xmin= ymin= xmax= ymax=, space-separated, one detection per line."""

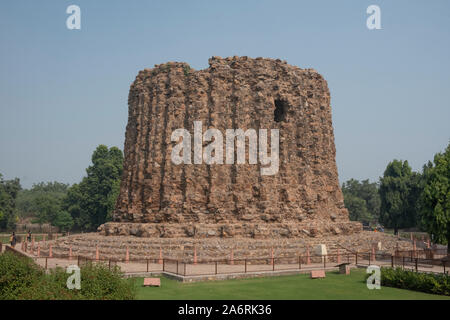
xmin=131 ymin=269 xmax=450 ymax=300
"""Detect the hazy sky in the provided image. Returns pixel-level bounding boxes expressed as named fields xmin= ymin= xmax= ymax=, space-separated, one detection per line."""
xmin=1 ymin=0 xmax=449 ymax=188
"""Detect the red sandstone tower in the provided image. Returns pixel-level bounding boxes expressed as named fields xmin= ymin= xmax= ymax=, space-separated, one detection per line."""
xmin=99 ymin=56 xmax=361 ymax=239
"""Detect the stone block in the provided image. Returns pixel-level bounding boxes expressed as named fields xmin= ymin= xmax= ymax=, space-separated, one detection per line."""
xmin=310 ymin=270 xmax=326 ymax=279
xmin=143 ymin=278 xmax=161 ymax=287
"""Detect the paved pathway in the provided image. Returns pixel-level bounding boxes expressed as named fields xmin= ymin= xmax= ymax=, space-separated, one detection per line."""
xmin=6 ymin=243 xmax=447 ymax=278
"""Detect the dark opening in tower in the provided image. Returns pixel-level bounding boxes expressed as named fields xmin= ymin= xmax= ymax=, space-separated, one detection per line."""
xmin=274 ymin=99 xmax=289 ymax=122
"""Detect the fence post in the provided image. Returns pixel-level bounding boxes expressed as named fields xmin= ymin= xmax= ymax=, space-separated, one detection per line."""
xmin=146 ymin=259 xmax=149 ymax=272
xmin=415 ymin=258 xmax=418 ymax=272
xmin=215 ymin=261 xmax=217 ymax=275
xmin=391 ymin=255 xmax=394 ymax=268
xmin=176 ymin=260 xmax=179 ymax=275
xmin=109 ymin=259 xmax=111 ymax=271
xmin=323 ymin=255 xmax=326 ymax=269
xmin=45 ymin=257 xmax=48 ymax=270
xmin=272 ymin=258 xmax=275 ymax=272
xmin=402 ymin=256 xmax=405 ymax=270
xmin=163 ymin=259 xmax=165 ymax=272
xmin=298 ymin=255 xmax=301 ymax=270
xmin=355 ymin=252 xmax=358 ymax=265
xmin=245 ymin=259 xmax=247 ymax=273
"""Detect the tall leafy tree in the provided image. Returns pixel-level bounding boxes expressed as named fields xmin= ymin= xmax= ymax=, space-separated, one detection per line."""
xmin=343 ymin=193 xmax=371 ymax=222
xmin=31 ymin=194 xmax=63 ymax=227
xmin=16 ymin=182 xmax=69 ymax=218
xmin=407 ymin=171 xmax=425 ymax=225
xmin=420 ymin=143 xmax=450 ymax=253
xmin=63 ymin=145 xmax=123 ymax=231
xmin=53 ymin=210 xmax=74 ymax=232
xmin=379 ymin=160 xmax=418 ymax=234
xmin=0 ymin=174 xmax=21 ymax=230
xmin=342 ymin=179 xmax=380 ymax=223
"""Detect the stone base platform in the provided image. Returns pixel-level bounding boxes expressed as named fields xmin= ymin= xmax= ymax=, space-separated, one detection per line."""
xmin=35 ymin=230 xmax=413 ymax=262
xmin=97 ymin=220 xmax=363 ymax=239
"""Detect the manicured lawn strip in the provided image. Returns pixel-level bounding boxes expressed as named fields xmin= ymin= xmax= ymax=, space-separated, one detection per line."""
xmin=133 ymin=269 xmax=450 ymax=300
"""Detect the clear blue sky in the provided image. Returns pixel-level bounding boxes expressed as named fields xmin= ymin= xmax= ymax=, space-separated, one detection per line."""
xmin=1 ymin=0 xmax=449 ymax=188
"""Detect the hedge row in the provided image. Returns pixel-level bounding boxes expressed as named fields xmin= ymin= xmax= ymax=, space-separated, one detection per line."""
xmin=380 ymin=267 xmax=450 ymax=296
xmin=0 ymin=252 xmax=136 ymax=300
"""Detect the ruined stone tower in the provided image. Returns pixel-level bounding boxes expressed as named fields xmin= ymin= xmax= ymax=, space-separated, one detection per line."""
xmin=99 ymin=56 xmax=361 ymax=238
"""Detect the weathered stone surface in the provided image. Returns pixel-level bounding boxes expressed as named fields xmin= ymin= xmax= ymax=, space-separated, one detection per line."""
xmin=98 ymin=56 xmax=361 ymax=238
xmin=38 ymin=231 xmax=414 ymax=261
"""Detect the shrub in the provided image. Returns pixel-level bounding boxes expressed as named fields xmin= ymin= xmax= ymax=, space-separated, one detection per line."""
xmin=17 ymin=269 xmax=75 ymax=300
xmin=0 ymin=252 xmax=44 ymax=299
xmin=0 ymin=253 xmax=136 ymax=300
xmin=380 ymin=267 xmax=450 ymax=296
xmin=183 ymin=65 xmax=191 ymax=76
xmin=77 ymin=262 xmax=136 ymax=300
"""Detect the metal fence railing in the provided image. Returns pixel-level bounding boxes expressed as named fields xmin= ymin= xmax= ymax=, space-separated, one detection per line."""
xmin=3 ymin=240 xmax=449 ymax=277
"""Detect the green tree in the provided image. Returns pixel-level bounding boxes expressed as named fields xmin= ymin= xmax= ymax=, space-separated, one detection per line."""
xmin=379 ymin=160 xmax=418 ymax=234
xmin=63 ymin=145 xmax=123 ymax=231
xmin=16 ymin=182 xmax=68 ymax=218
xmin=342 ymin=179 xmax=380 ymax=224
xmin=31 ymin=194 xmax=63 ymax=227
xmin=0 ymin=173 xmax=21 ymax=230
xmin=63 ymin=183 xmax=88 ymax=230
xmin=420 ymin=143 xmax=450 ymax=253
xmin=343 ymin=193 xmax=371 ymax=222
xmin=53 ymin=211 xmax=74 ymax=232
xmin=407 ymin=171 xmax=424 ymax=226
